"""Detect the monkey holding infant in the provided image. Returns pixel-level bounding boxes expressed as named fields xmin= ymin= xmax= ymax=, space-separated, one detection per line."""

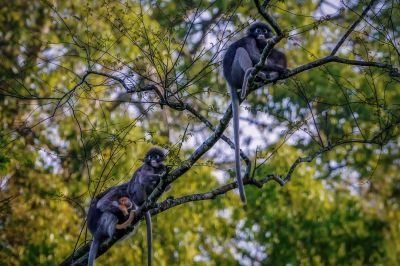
xmin=86 ymin=147 xmax=169 ymax=266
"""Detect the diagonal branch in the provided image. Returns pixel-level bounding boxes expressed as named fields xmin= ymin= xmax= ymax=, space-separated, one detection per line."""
xmin=183 ymin=103 xmax=252 ymax=179
xmin=60 ymin=112 xmax=399 ymax=265
xmin=60 ymin=99 xmax=236 ymax=265
xmin=331 ymin=0 xmax=377 ymax=56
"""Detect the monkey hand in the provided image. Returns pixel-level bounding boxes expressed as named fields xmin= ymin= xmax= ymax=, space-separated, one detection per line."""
xmin=280 ymin=68 xmax=290 ymax=77
xmin=390 ymin=68 xmax=400 ymax=77
xmin=271 ymin=69 xmax=289 ymax=84
xmin=165 ymin=165 xmax=172 ymax=173
xmin=159 ymin=168 xmax=169 ymax=178
xmin=164 ymin=184 xmax=172 ymax=192
xmin=129 ymin=209 xmax=137 ymax=217
xmin=164 ymin=196 xmax=175 ymax=206
xmin=111 ymin=201 xmax=120 ymax=208
xmin=255 ymin=72 xmax=267 ymax=81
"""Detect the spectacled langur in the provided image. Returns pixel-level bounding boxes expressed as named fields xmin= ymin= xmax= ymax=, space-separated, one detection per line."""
xmin=127 ymin=147 xmax=170 ymax=266
xmin=87 ymin=184 xmax=133 ymax=266
xmin=223 ymin=22 xmax=287 ymax=204
xmin=86 ymin=148 xmax=170 ymax=266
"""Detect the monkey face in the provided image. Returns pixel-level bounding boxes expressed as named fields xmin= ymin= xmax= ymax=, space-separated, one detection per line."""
xmin=144 ymin=148 xmax=165 ymax=168
xmin=147 ymin=154 xmax=163 ymax=167
xmin=119 ymin=197 xmax=132 ymax=208
xmin=248 ymin=22 xmax=273 ymax=44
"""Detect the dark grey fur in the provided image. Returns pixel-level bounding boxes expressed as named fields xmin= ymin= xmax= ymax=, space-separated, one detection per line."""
xmin=87 ymin=184 xmax=130 ymax=266
xmin=128 ymin=147 xmax=168 ymax=266
xmin=223 ymin=22 xmax=287 ymax=204
xmin=86 ymin=148 xmax=169 ymax=266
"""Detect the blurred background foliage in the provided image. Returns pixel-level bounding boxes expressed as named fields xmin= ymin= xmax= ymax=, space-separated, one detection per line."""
xmin=0 ymin=0 xmax=399 ymax=265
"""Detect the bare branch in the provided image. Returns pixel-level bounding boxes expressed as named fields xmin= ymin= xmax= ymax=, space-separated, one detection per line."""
xmin=283 ymin=118 xmax=400 ymax=183
xmin=183 ymin=104 xmax=252 ymax=179
xmin=331 ymin=0 xmax=377 ymax=56
xmin=253 ymin=55 xmax=398 ymax=90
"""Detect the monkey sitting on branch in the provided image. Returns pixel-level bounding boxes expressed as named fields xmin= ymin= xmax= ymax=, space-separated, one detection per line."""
xmin=86 ymin=147 xmax=170 ymax=266
xmin=87 ymin=184 xmax=136 ymax=266
xmin=223 ymin=22 xmax=287 ymax=205
xmin=127 ymin=147 xmax=170 ymax=266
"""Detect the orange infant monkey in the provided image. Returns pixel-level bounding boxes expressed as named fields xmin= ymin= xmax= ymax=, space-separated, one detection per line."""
xmin=117 ymin=196 xmax=132 ymax=216
xmin=115 ymin=197 xmax=137 ymax=230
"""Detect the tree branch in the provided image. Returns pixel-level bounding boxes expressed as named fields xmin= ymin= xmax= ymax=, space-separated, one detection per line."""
xmin=249 ymin=55 xmax=398 ymax=94
xmin=331 ymin=0 xmax=377 ymax=56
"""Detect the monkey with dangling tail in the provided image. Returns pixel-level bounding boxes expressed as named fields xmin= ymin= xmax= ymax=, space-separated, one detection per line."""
xmin=86 ymin=148 xmax=170 ymax=266
xmin=127 ymin=147 xmax=169 ymax=266
xmin=223 ymin=22 xmax=287 ymax=205
xmin=87 ymin=184 xmax=135 ymax=266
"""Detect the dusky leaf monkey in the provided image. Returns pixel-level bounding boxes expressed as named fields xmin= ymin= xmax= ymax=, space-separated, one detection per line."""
xmin=126 ymin=147 xmax=169 ymax=266
xmin=87 ymin=184 xmax=134 ymax=266
xmin=87 ymin=147 xmax=169 ymax=266
xmin=89 ymin=148 xmax=169 ymax=266
xmin=223 ymin=22 xmax=287 ymax=204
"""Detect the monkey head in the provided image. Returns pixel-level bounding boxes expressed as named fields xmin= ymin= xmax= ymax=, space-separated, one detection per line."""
xmin=144 ymin=147 xmax=166 ymax=168
xmin=118 ymin=197 xmax=132 ymax=208
xmin=248 ymin=22 xmax=273 ymax=46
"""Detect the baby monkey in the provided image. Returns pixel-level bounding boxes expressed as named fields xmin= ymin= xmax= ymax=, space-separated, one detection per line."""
xmin=117 ymin=196 xmax=133 ymax=216
xmin=115 ymin=197 xmax=137 ymax=230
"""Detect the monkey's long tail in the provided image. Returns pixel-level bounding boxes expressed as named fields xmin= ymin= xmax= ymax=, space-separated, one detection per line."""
xmin=230 ymin=86 xmax=247 ymax=205
xmin=145 ymin=211 xmax=153 ymax=266
xmin=115 ymin=210 xmax=136 ymax=229
xmin=88 ymin=237 xmax=99 ymax=266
